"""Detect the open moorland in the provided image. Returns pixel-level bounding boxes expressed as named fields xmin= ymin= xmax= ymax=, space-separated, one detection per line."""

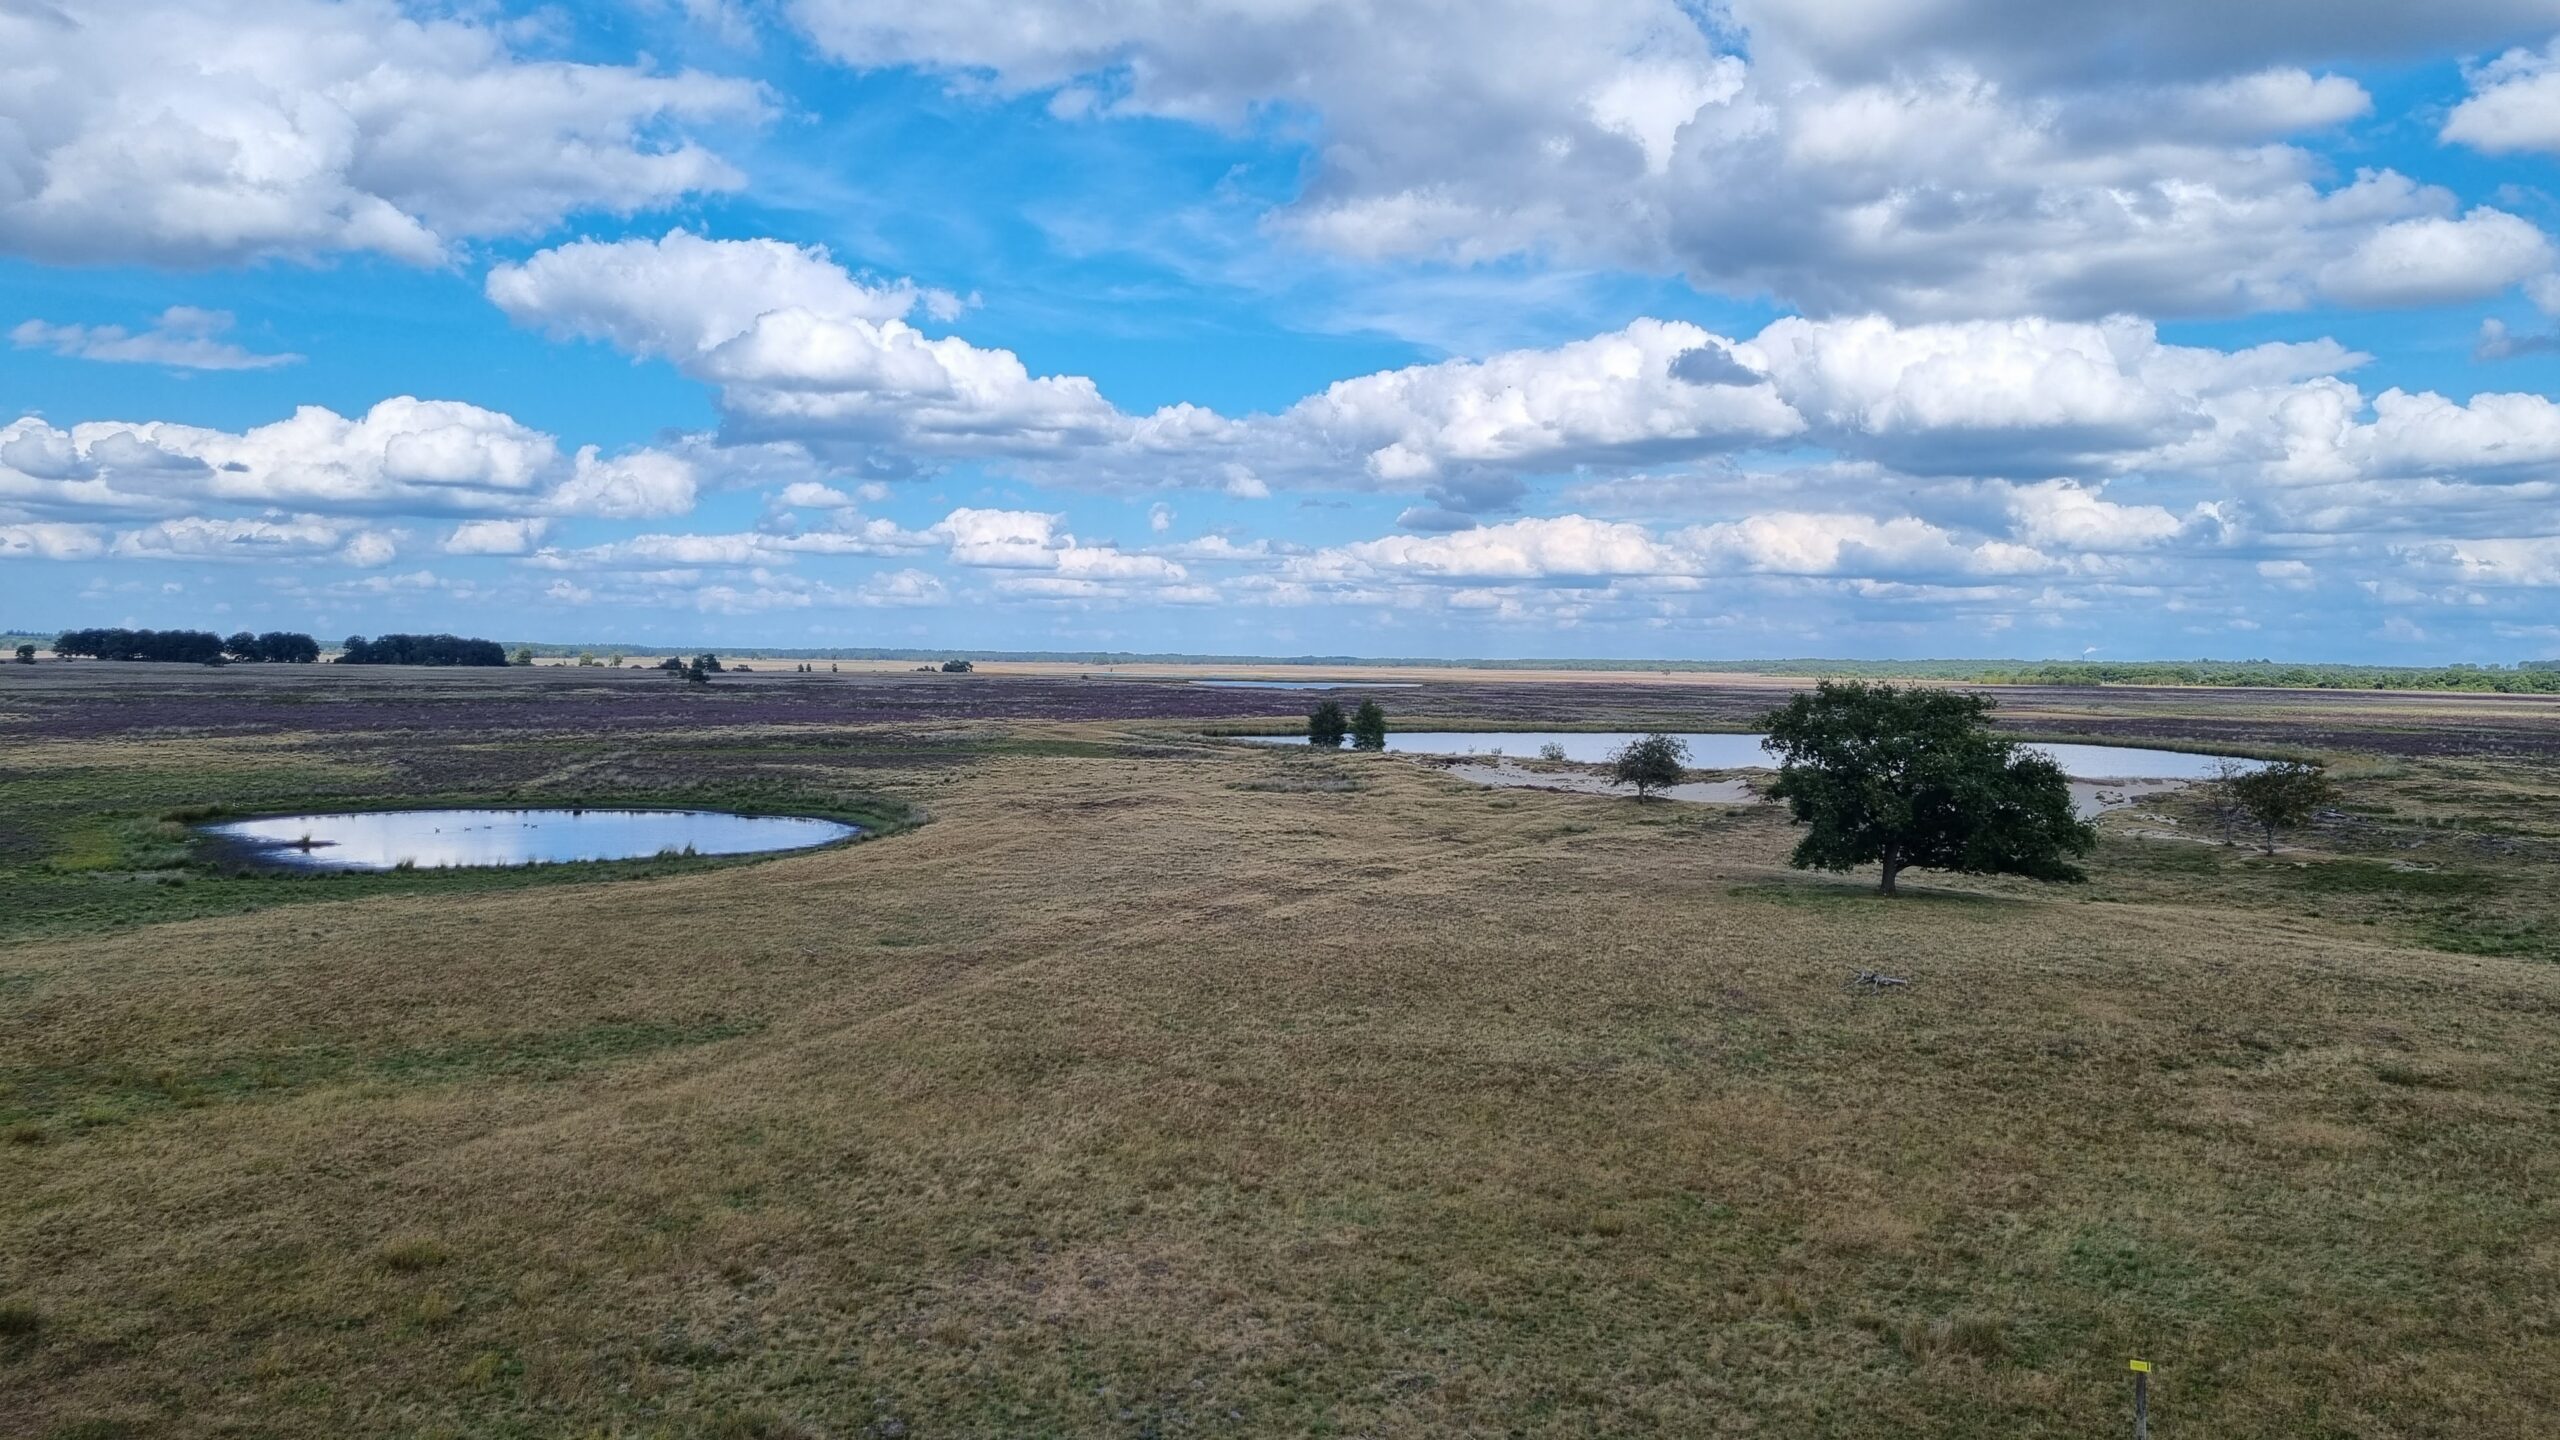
xmin=4 ymin=663 xmax=2559 ymax=1437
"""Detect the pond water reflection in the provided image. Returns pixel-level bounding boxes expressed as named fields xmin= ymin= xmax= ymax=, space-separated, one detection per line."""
xmin=205 ymin=808 xmax=860 ymax=871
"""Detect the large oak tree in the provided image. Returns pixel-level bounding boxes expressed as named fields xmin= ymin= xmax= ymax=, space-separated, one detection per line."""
xmin=1760 ymin=681 xmax=2096 ymax=896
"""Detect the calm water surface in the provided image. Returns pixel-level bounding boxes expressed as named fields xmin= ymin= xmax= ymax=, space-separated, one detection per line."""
xmin=207 ymin=808 xmax=859 ymax=871
xmin=1247 ymin=731 xmax=2250 ymax=779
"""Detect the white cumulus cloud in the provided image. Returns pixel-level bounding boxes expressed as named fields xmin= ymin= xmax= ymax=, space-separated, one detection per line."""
xmin=0 ymin=0 xmax=765 ymax=266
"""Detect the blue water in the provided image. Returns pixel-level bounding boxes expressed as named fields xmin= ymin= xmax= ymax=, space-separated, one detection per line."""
xmin=206 ymin=808 xmax=860 ymax=871
xmin=1192 ymin=679 xmax=1424 ymax=690
xmin=1244 ymin=731 xmax=2250 ymax=780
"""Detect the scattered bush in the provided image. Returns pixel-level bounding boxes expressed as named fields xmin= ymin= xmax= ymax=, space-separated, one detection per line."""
xmin=1538 ymin=742 xmax=1568 ymax=762
xmin=941 ymin=658 xmax=973 ymax=673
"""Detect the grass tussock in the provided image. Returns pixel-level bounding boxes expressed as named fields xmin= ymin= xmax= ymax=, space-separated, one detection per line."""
xmin=375 ymin=1238 xmax=449 ymax=1273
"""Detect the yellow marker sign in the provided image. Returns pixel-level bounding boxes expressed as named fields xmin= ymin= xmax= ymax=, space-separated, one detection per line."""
xmin=2129 ymin=1360 xmax=2151 ymax=1373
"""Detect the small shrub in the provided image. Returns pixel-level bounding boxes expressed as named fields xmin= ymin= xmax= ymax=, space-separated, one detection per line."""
xmin=5 ymin=1123 xmax=44 ymax=1146
xmin=0 ymin=1300 xmax=40 ymax=1337
xmin=1538 ymin=742 xmax=1567 ymax=762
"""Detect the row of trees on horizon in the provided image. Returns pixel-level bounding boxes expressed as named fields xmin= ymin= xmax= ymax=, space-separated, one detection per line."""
xmin=39 ymin=628 xmax=510 ymax=667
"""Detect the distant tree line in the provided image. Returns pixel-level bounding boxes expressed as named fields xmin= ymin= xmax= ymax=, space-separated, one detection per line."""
xmin=336 ymin=634 xmax=509 ymax=666
xmin=54 ymin=628 xmax=232 ymax=663
xmin=1945 ymin=660 xmax=2560 ymax=694
xmin=224 ymin=631 xmax=321 ymax=664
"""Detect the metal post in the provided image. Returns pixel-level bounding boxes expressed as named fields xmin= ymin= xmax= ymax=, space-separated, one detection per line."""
xmin=2130 ymin=1359 xmax=2151 ymax=1440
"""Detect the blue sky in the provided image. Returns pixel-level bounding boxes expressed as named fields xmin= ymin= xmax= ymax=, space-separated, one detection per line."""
xmin=5 ymin=1 xmax=2560 ymax=661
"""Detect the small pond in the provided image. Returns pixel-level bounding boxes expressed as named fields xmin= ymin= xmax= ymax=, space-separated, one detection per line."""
xmin=1243 ymin=731 xmax=2252 ymax=780
xmin=1192 ymin=679 xmax=1424 ymax=690
xmin=204 ymin=808 xmax=861 ymax=872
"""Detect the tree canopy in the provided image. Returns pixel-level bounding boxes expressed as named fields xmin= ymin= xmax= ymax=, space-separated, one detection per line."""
xmin=1610 ymin=733 xmax=1690 ymax=799
xmin=1307 ymin=699 xmax=1348 ymax=748
xmin=1760 ymin=681 xmax=2095 ymax=895
xmin=1350 ymin=698 xmax=1388 ymax=751
xmin=222 ymin=630 xmax=321 ymax=663
xmin=54 ymin=627 xmax=225 ymax=663
xmin=2228 ymin=760 xmax=2336 ymax=854
xmin=336 ymin=634 xmax=509 ymax=666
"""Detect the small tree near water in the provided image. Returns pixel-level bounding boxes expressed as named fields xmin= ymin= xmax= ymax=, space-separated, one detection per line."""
xmin=1610 ymin=733 xmax=1690 ymax=799
xmin=2197 ymin=758 xmax=2254 ymax=845
xmin=1307 ymin=699 xmax=1348 ymax=748
xmin=1350 ymin=699 xmax=1388 ymax=750
xmin=2229 ymin=759 xmax=2336 ymax=854
xmin=1760 ymin=681 xmax=2095 ymax=896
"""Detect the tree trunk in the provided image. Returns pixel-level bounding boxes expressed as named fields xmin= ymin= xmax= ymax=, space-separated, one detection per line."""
xmin=1879 ymin=848 xmax=1902 ymax=896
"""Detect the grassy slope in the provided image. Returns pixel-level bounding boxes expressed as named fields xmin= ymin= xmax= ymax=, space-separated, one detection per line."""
xmin=3 ymin=704 xmax=2558 ymax=1436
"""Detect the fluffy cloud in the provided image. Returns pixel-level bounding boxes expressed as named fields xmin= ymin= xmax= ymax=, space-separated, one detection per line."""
xmin=0 ymin=0 xmax=763 ymax=266
xmin=107 ymin=514 xmax=393 ymax=564
xmin=2317 ymin=211 xmax=2555 ymax=308
xmin=477 ymin=236 xmax=2560 ymax=564
xmin=2003 ymin=481 xmax=2203 ymax=550
xmin=2445 ymin=38 xmax=2560 ymax=155
xmin=486 ymin=232 xmax=947 ymax=359
xmin=1723 ymin=1 xmax=2553 ymax=85
xmin=443 ymin=518 xmax=551 ymax=555
xmin=794 ymin=1 xmax=2558 ymax=319
xmin=1279 ymin=319 xmax=1802 ymax=483
xmin=0 ymin=399 xmax=695 ymax=521
xmin=11 ymin=307 xmax=299 ymax=370
xmin=490 ymin=232 xmax=1178 ymax=466
xmin=1289 ymin=511 xmax=2051 ymax=587
xmin=0 ymin=521 xmax=106 ymax=559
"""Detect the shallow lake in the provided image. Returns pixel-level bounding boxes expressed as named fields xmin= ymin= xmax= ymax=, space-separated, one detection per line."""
xmin=1245 ymin=731 xmax=2251 ymax=780
xmin=1192 ymin=679 xmax=1424 ymax=690
xmin=205 ymin=808 xmax=860 ymax=871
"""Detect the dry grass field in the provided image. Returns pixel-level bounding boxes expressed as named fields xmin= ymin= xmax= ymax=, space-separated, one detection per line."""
xmin=4 ymin=665 xmax=2558 ymax=1437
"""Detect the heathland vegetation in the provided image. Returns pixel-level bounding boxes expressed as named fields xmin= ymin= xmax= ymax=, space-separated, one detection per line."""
xmin=2 ymin=663 xmax=2557 ymax=1436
